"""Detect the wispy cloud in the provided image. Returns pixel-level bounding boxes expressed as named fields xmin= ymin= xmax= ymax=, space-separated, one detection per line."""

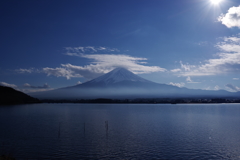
xmin=76 ymin=81 xmax=82 ymax=84
xmin=42 ymin=66 xmax=82 ymax=79
xmin=0 ymin=82 xmax=18 ymax=88
xmin=23 ymin=83 xmax=50 ymax=89
xmin=65 ymin=46 xmax=120 ymax=56
xmin=214 ymin=85 xmax=220 ymax=91
xmin=41 ymin=46 xmax=166 ymax=80
xmin=169 ymin=82 xmax=185 ymax=88
xmin=170 ymin=68 xmax=181 ymax=73
xmin=197 ymin=41 xmax=209 ymax=46
xmin=22 ymin=83 xmax=53 ymax=93
xmin=180 ymin=61 xmax=196 ymax=72
xmin=15 ymin=68 xmax=36 ymax=73
xmin=204 ymin=85 xmax=221 ymax=91
xmin=186 ymin=76 xmax=201 ymax=83
xmin=171 ymin=61 xmax=220 ymax=76
xmin=233 ymin=78 xmax=239 ymax=80
xmin=186 ymin=76 xmax=192 ymax=82
xmin=0 ymin=81 xmax=54 ymax=93
xmin=218 ymin=6 xmax=240 ymax=28
xmin=171 ymin=35 xmax=240 ymax=76
xmin=16 ymin=46 xmax=166 ymax=80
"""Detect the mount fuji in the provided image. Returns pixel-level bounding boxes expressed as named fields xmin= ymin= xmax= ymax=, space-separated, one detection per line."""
xmin=30 ymin=68 xmax=238 ymax=100
xmin=82 ymin=67 xmax=151 ymax=86
xmin=73 ymin=67 xmax=155 ymax=89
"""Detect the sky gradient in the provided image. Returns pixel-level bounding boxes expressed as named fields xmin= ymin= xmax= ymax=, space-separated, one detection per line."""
xmin=0 ymin=0 xmax=240 ymax=93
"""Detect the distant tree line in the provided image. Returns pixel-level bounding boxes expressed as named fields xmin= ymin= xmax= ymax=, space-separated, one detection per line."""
xmin=41 ymin=98 xmax=240 ymax=104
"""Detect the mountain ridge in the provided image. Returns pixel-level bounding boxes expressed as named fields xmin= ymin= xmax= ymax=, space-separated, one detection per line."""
xmin=30 ymin=68 xmax=239 ymax=100
xmin=72 ymin=68 xmax=153 ymax=88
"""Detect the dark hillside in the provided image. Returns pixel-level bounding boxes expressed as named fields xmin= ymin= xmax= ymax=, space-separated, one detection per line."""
xmin=0 ymin=86 xmax=40 ymax=105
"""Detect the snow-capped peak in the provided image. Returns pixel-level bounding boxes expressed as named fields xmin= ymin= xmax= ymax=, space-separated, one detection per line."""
xmin=87 ymin=68 xmax=150 ymax=85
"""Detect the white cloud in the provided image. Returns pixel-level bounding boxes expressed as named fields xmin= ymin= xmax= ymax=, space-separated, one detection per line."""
xmin=21 ymin=88 xmax=54 ymax=93
xmin=42 ymin=47 xmax=166 ymax=80
xmin=0 ymin=81 xmax=54 ymax=93
xmin=76 ymin=81 xmax=82 ymax=84
xmin=214 ymin=85 xmax=220 ymax=90
xmin=172 ymin=35 xmax=240 ymax=77
xmin=22 ymin=83 xmax=53 ymax=93
xmin=225 ymin=84 xmax=240 ymax=92
xmin=176 ymin=61 xmax=216 ymax=76
xmin=16 ymin=46 xmax=166 ymax=80
xmin=23 ymin=83 xmax=50 ymax=89
xmin=65 ymin=46 xmax=120 ymax=55
xmin=198 ymin=41 xmax=209 ymax=46
xmin=233 ymin=78 xmax=239 ymax=80
xmin=86 ymin=46 xmax=97 ymax=52
xmin=23 ymin=83 xmax=31 ymax=87
xmin=204 ymin=87 xmax=211 ymax=90
xmin=185 ymin=76 xmax=201 ymax=83
xmin=204 ymin=86 xmax=221 ymax=91
xmin=81 ymin=54 xmax=166 ymax=74
xmin=180 ymin=61 xmax=196 ymax=72
xmin=218 ymin=6 xmax=240 ymax=28
xmin=170 ymin=68 xmax=181 ymax=72
xmin=42 ymin=67 xmax=82 ymax=79
xmin=169 ymin=82 xmax=185 ymax=88
xmin=186 ymin=76 xmax=192 ymax=82
xmin=64 ymin=52 xmax=80 ymax=57
xmin=16 ymin=68 xmax=35 ymax=73
xmin=223 ymin=36 xmax=240 ymax=43
xmin=43 ymin=57 xmax=165 ymax=79
xmin=0 ymin=82 xmax=17 ymax=88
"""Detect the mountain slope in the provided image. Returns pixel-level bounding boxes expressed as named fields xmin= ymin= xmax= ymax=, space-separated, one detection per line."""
xmin=0 ymin=86 xmax=40 ymax=104
xmin=30 ymin=68 xmax=238 ymax=100
xmin=84 ymin=68 xmax=151 ymax=86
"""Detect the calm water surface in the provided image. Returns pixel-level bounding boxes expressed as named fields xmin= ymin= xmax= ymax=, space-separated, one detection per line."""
xmin=0 ymin=103 xmax=240 ymax=159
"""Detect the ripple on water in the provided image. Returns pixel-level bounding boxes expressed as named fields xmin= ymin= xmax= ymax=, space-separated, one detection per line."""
xmin=1 ymin=104 xmax=240 ymax=159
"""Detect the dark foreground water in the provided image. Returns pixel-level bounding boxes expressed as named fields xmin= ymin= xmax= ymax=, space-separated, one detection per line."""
xmin=1 ymin=103 xmax=240 ymax=159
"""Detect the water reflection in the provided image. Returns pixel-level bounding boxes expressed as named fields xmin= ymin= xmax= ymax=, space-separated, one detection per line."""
xmin=0 ymin=104 xmax=240 ymax=159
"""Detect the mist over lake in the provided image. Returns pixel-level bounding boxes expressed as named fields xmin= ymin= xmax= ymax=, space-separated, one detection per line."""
xmin=1 ymin=103 xmax=240 ymax=159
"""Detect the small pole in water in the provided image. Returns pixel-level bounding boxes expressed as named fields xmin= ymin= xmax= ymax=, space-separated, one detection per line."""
xmin=105 ymin=120 xmax=108 ymax=139
xmin=58 ymin=122 xmax=61 ymax=138
xmin=105 ymin=120 xmax=108 ymax=132
xmin=84 ymin=122 xmax=85 ymax=134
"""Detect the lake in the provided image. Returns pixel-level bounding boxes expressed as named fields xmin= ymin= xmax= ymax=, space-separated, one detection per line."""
xmin=1 ymin=103 xmax=240 ymax=159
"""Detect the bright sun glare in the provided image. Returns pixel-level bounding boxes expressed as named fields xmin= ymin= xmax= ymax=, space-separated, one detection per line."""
xmin=210 ymin=0 xmax=222 ymax=5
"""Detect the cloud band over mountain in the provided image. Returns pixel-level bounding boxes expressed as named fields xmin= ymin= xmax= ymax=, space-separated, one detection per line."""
xmin=20 ymin=46 xmax=167 ymax=80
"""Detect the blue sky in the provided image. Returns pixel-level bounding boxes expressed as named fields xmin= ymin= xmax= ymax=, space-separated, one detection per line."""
xmin=0 ymin=0 xmax=240 ymax=93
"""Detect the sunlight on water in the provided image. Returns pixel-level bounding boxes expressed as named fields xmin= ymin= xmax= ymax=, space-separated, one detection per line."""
xmin=0 ymin=103 xmax=240 ymax=159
